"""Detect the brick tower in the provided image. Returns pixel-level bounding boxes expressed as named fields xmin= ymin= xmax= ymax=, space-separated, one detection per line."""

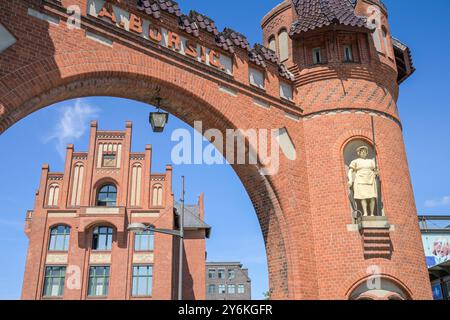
xmin=0 ymin=0 xmax=432 ymax=299
xmin=261 ymin=0 xmax=429 ymax=299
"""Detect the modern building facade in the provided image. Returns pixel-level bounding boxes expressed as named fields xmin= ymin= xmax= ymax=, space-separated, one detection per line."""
xmin=21 ymin=121 xmax=210 ymax=300
xmin=206 ymin=262 xmax=251 ymax=300
xmin=419 ymin=216 xmax=450 ymax=300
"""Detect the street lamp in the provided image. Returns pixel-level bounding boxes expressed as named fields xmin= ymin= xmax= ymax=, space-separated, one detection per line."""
xmin=127 ymin=176 xmax=185 ymax=300
xmin=149 ymin=96 xmax=169 ymax=133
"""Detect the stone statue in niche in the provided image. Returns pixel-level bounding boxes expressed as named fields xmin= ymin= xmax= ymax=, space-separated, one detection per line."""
xmin=347 ymin=146 xmax=379 ymax=217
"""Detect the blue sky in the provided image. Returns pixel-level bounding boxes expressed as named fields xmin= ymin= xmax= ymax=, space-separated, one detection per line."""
xmin=1 ymin=0 xmax=450 ymax=300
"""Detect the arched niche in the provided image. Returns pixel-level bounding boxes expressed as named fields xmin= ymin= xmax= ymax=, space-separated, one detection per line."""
xmin=343 ymin=139 xmax=383 ymax=220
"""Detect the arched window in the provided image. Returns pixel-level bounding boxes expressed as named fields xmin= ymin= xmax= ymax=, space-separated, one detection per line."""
xmin=92 ymin=226 xmax=113 ymax=251
xmin=152 ymin=184 xmax=163 ymax=206
xmin=70 ymin=163 xmax=84 ymax=206
xmin=278 ymin=29 xmax=289 ymax=61
xmin=134 ymin=226 xmax=154 ymax=251
xmin=96 ymin=184 xmax=117 ymax=207
xmin=47 ymin=184 xmax=60 ymax=207
xmin=367 ymin=5 xmax=382 ymax=53
xmin=48 ymin=225 xmax=70 ymax=252
xmin=130 ymin=164 xmax=142 ymax=206
xmin=268 ymin=36 xmax=276 ymax=53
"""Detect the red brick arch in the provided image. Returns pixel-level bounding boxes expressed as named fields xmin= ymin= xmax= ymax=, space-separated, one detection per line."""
xmin=345 ymin=272 xmax=414 ymax=300
xmin=0 ymin=48 xmax=305 ymax=299
xmin=0 ymin=0 xmax=434 ymax=300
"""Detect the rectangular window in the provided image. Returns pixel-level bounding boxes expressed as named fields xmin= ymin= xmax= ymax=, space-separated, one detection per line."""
xmin=238 ymin=284 xmax=245 ymax=294
xmin=102 ymin=153 xmax=116 ymax=167
xmin=43 ymin=266 xmax=66 ymax=298
xmin=207 ymin=284 xmax=216 ymax=294
xmin=92 ymin=227 xmax=113 ymax=251
xmin=88 ymin=266 xmax=110 ymax=297
xmin=344 ymin=45 xmax=354 ymax=62
xmin=218 ymin=269 xmax=225 ymax=279
xmin=228 ymin=269 xmax=235 ymax=280
xmin=134 ymin=230 xmax=154 ymax=251
xmin=227 ymin=284 xmax=236 ymax=294
xmin=208 ymin=269 xmax=216 ymax=279
xmin=280 ymin=82 xmax=293 ymax=101
xmin=132 ymin=265 xmax=153 ymax=297
xmin=218 ymin=284 xmax=226 ymax=294
xmin=249 ymin=67 xmax=265 ymax=89
xmin=312 ymin=47 xmax=322 ymax=65
xmin=445 ymin=281 xmax=450 ymax=300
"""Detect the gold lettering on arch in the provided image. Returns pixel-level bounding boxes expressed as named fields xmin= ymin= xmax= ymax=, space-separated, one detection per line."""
xmin=88 ymin=0 xmax=232 ymax=75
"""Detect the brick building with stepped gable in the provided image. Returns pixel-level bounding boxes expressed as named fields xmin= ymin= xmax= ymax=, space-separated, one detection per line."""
xmin=22 ymin=121 xmax=211 ymax=300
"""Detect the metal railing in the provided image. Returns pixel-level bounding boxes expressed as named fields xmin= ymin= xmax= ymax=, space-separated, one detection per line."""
xmin=418 ymin=215 xmax=450 ymax=233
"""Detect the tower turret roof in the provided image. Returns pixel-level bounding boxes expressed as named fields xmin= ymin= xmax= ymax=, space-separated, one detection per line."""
xmin=290 ymin=0 xmax=370 ymax=35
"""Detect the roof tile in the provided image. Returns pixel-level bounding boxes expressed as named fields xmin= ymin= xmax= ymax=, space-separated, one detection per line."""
xmin=137 ymin=0 xmax=182 ymax=19
xmin=290 ymin=0 xmax=370 ymax=35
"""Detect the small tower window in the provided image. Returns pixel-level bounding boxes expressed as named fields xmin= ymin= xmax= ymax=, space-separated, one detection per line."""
xmin=344 ymin=45 xmax=354 ymax=62
xmin=312 ymin=48 xmax=322 ymax=65
xmin=268 ymin=36 xmax=276 ymax=53
xmin=278 ymin=30 xmax=289 ymax=61
xmin=102 ymin=153 xmax=116 ymax=167
xmin=382 ymin=27 xmax=392 ymax=58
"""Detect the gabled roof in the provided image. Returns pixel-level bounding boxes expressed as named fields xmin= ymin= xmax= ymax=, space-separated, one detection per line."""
xmin=290 ymin=0 xmax=370 ymax=35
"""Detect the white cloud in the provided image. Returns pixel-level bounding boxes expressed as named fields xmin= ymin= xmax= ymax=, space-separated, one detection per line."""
xmin=424 ymin=196 xmax=450 ymax=208
xmin=0 ymin=219 xmax=23 ymax=231
xmin=44 ymin=99 xmax=99 ymax=159
xmin=0 ymin=219 xmax=22 ymax=227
